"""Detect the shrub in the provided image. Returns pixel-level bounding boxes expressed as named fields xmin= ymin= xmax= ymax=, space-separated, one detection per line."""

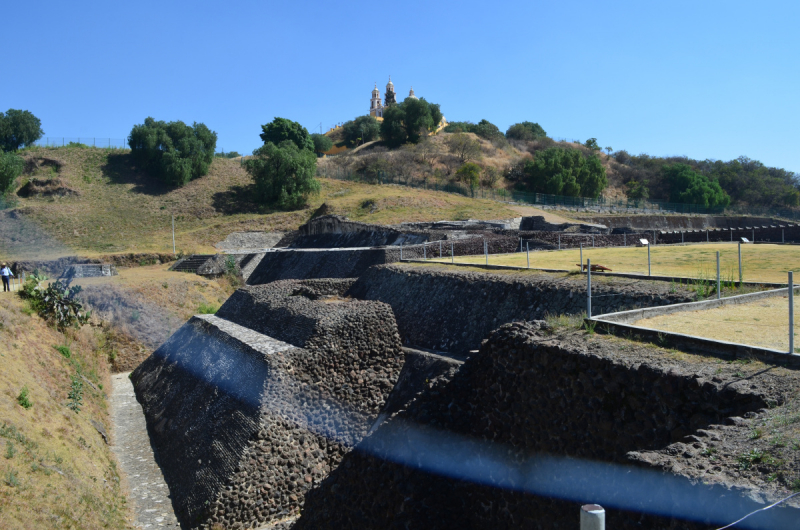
xmin=197 ymin=302 xmax=218 ymax=314
xmin=259 ymin=117 xmax=314 ymax=151
xmin=53 ymin=345 xmax=71 ymax=359
xmin=129 ymin=117 xmax=217 ymax=186
xmin=583 ymin=138 xmax=601 ymax=151
xmin=664 ymin=163 xmax=730 ymax=208
xmin=341 ymin=116 xmax=381 ymax=147
xmin=444 ymin=133 xmax=482 ymax=163
xmin=67 ymin=375 xmax=83 ymax=413
xmin=16 ymin=386 xmax=31 ymax=409
xmin=310 ymin=133 xmax=333 ymax=153
xmin=481 ymin=166 xmax=500 ymax=188
xmin=521 ymin=147 xmax=607 ymax=198
xmin=20 ymin=275 xmax=91 ymax=330
xmin=444 ymin=120 xmax=503 ymax=141
xmin=0 ymin=109 xmax=44 ymax=151
xmin=0 ymin=151 xmax=24 ymax=196
xmin=214 ymin=151 xmax=241 ymax=158
xmin=245 ymin=140 xmax=319 ymax=209
xmin=455 ymin=162 xmax=481 ymax=192
xmin=505 ymin=121 xmax=547 ymax=141
xmin=625 ymin=180 xmax=649 ymax=200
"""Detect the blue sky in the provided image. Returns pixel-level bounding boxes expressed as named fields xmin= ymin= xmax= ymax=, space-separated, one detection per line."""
xmin=2 ymin=0 xmax=798 ymax=172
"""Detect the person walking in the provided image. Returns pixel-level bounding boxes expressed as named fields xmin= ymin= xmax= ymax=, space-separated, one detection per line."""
xmin=1 ymin=263 xmax=13 ymax=292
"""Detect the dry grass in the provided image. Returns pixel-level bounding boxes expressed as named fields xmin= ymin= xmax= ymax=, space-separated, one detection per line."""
xmin=6 ymin=146 xmax=518 ymax=259
xmin=0 ymin=295 xmax=132 ymax=529
xmin=431 ymin=243 xmax=800 ymax=284
xmin=634 ymin=295 xmax=800 ymax=352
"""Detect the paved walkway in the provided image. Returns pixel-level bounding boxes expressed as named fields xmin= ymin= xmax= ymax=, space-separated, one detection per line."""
xmin=110 ymin=372 xmax=180 ymax=529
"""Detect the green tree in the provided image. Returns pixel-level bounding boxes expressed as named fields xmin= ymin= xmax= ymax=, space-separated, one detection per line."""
xmin=259 ymin=117 xmax=314 ymax=151
xmin=522 ymin=147 xmax=607 ymax=198
xmin=444 ymin=133 xmax=482 ymax=163
xmin=584 ymin=138 xmax=600 ymax=151
xmin=310 ymin=133 xmax=333 ymax=153
xmin=0 ymin=152 xmax=24 ymax=195
xmin=444 ymin=120 xmax=502 ymax=141
xmin=0 ymin=109 xmax=44 ymax=151
xmin=342 ymin=116 xmax=381 ymax=146
xmin=663 ymin=163 xmax=730 ymax=208
xmin=505 ymin=121 xmax=547 ymax=141
xmin=128 ymin=117 xmax=217 ymax=186
xmin=380 ymin=99 xmax=442 ymax=146
xmin=456 ymin=162 xmax=481 ymax=193
xmin=429 ymin=103 xmax=443 ymax=131
xmin=625 ymin=180 xmax=649 ymax=201
xmin=245 ymin=140 xmax=319 ymax=209
xmin=380 ymin=105 xmax=408 ymax=147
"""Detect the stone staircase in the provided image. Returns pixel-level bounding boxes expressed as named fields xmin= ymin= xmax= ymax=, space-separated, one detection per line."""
xmin=169 ymin=254 xmax=215 ymax=273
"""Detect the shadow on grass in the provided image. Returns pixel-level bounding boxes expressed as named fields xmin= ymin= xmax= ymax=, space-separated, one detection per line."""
xmin=211 ymin=184 xmax=263 ymax=215
xmin=101 ymin=153 xmax=171 ymax=196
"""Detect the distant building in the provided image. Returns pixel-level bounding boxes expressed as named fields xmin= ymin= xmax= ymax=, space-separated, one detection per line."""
xmin=369 ymin=77 xmax=417 ymax=121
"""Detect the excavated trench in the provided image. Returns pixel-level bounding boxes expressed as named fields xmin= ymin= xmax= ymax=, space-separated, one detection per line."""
xmin=130 ymin=266 xmax=800 ymax=529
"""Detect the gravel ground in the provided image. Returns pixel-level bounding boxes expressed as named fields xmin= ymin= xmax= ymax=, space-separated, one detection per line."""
xmin=110 ymin=372 xmax=180 ymax=529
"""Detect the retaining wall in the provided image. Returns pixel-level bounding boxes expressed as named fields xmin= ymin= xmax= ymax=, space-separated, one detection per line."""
xmin=289 ymin=215 xmax=430 ymax=248
xmin=295 ymin=321 xmax=796 ymax=529
xmin=346 ymin=265 xmax=694 ymax=355
xmin=245 ymin=248 xmax=401 ymax=285
xmin=582 ymin=215 xmax=778 ymax=231
xmin=131 ymin=280 xmax=405 ymax=529
xmin=657 ymin=224 xmax=800 ymax=244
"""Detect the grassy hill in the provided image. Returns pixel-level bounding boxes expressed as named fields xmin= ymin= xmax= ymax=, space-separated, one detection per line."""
xmin=0 ymin=294 xmax=131 ymax=529
xmin=4 ymin=146 xmax=518 ymax=259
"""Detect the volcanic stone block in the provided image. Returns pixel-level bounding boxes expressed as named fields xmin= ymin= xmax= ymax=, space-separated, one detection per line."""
xmin=131 ymin=281 xmax=404 ymax=529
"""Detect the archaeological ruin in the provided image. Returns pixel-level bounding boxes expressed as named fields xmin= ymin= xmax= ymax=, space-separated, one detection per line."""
xmin=129 ymin=213 xmax=800 ymax=529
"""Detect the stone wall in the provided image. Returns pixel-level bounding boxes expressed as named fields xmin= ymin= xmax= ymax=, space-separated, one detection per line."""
xmin=289 ymin=215 xmax=430 ymax=248
xmin=294 ymin=322 xmax=793 ymax=529
xmin=346 ymin=265 xmax=694 ymax=355
xmin=245 ymin=248 xmax=396 ymax=285
xmin=581 ymin=214 xmax=778 ymax=231
xmin=657 ymin=224 xmax=800 ymax=244
xmin=131 ymin=280 xmax=405 ymax=529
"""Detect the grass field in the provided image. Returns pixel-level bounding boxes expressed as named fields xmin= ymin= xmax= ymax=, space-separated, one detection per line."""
xmin=5 ymin=146 xmax=519 ymax=259
xmin=633 ymin=295 xmax=799 ymax=352
xmin=430 ymin=243 xmax=800 ymax=284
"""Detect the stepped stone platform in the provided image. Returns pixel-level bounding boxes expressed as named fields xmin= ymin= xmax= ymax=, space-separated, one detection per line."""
xmin=131 ymin=279 xmax=406 ymax=529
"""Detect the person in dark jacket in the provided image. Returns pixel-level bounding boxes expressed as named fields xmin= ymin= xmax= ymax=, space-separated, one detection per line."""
xmin=1 ymin=263 xmax=14 ymax=292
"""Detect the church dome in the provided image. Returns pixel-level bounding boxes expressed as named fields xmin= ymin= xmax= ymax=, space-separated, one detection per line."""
xmin=408 ymin=86 xmax=418 ymax=100
xmin=386 ymin=76 xmax=394 ymax=89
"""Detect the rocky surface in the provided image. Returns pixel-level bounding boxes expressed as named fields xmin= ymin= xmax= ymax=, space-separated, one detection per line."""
xmin=131 ymin=280 xmax=404 ymax=529
xmin=295 ymin=322 xmax=800 ymax=530
xmin=346 ymin=264 xmax=694 ymax=355
xmin=288 ymin=215 xmax=430 ymax=248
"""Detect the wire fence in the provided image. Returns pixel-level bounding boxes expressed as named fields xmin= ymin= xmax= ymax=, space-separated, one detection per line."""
xmin=32 ymin=137 xmax=129 ymax=149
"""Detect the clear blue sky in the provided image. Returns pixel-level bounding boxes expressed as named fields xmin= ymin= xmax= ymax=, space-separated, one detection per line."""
xmin=2 ymin=0 xmax=798 ymax=172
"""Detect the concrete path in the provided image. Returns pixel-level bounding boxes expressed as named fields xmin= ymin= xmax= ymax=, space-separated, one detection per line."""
xmin=110 ymin=372 xmax=180 ymax=529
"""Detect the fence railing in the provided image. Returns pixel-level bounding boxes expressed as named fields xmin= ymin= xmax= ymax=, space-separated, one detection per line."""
xmin=32 ymin=137 xmax=129 ymax=149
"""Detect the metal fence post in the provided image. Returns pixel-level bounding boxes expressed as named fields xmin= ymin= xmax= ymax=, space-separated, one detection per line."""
xmin=706 ymin=229 xmax=709 ymax=242
xmin=484 ymin=240 xmax=488 ymax=265
xmin=790 ymin=271 xmax=794 ymax=355
xmin=738 ymin=242 xmax=742 ymax=283
xmin=424 ymin=245 xmax=426 ymax=260
xmin=716 ymin=251 xmax=721 ymax=299
xmin=451 ymin=241 xmax=454 ymax=264
xmin=400 ymin=243 xmax=403 ymax=260
xmin=592 ymin=235 xmax=595 ymax=247
xmin=581 ymin=504 xmax=605 ymax=530
xmin=558 ymin=234 xmax=561 ymax=250
xmin=587 ymin=259 xmax=592 ymax=318
xmin=580 ymin=243 xmax=583 ymax=274
xmin=648 ymin=242 xmax=651 ymax=277
xmin=439 ymin=240 xmax=442 ymax=258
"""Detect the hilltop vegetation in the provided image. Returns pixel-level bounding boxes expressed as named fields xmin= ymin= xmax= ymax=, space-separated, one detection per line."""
xmin=2 ymin=145 xmax=516 ymax=258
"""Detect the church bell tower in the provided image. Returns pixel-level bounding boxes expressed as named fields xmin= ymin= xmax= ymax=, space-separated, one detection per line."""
xmin=369 ymin=83 xmax=383 ymax=118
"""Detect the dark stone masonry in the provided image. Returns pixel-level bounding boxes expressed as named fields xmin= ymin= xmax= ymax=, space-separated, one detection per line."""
xmin=131 ymin=279 xmax=404 ymax=529
xmin=346 ymin=264 xmax=694 ymax=355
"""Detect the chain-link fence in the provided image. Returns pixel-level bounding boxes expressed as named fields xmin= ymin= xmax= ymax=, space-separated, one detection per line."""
xmin=32 ymin=137 xmax=129 ymax=149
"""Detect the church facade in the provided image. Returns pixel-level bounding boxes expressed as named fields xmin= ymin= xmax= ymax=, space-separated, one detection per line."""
xmin=369 ymin=76 xmax=418 ymax=121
